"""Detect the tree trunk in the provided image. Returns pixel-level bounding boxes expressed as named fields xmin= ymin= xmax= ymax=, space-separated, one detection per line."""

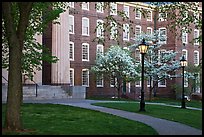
xmin=2 ymin=2 xmax=33 ymax=131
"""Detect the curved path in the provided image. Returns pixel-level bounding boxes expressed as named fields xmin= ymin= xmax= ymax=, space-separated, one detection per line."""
xmin=21 ymin=98 xmax=202 ymax=135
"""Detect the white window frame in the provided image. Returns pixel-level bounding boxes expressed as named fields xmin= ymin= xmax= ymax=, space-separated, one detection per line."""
xmin=135 ymin=25 xmax=141 ymax=37
xmin=82 ymin=17 xmax=89 ymax=36
xmin=69 ymin=41 xmax=74 ymax=61
xmin=158 ymin=49 xmax=166 ymax=64
xmin=110 ymin=76 xmax=116 ymax=88
xmin=194 ymin=50 xmax=199 ymax=66
xmin=82 ymin=2 xmax=89 ymax=10
xmin=194 ymin=29 xmax=199 ymax=45
xmin=68 ymin=2 xmax=74 ymax=8
xmin=96 ymin=74 xmax=104 ymax=87
xmin=124 ymin=5 xmax=129 ymax=17
xmin=184 ymin=71 xmax=188 ymax=87
xmin=135 ymin=48 xmax=141 ymax=63
xmin=110 ymin=21 xmax=117 ymax=40
xmin=158 ymin=79 xmax=166 ymax=87
xmin=147 ymin=10 xmax=152 ymax=21
xmin=135 ymin=8 xmax=141 ymax=19
xmin=182 ymin=49 xmax=188 ymax=61
xmin=123 ymin=23 xmax=129 ymax=41
xmin=182 ymin=27 xmax=188 ymax=44
xmin=96 ymin=2 xmax=104 ymax=13
xmin=110 ymin=2 xmax=117 ymax=15
xmin=135 ymin=81 xmax=141 ymax=87
xmin=70 ymin=68 xmax=74 ymax=86
xmin=158 ymin=12 xmax=167 ymax=22
xmin=69 ymin=15 xmax=74 ymax=34
xmin=96 ymin=44 xmax=104 ymax=54
xmin=96 ymin=19 xmax=104 ymax=38
xmin=82 ymin=43 xmax=89 ymax=61
xmin=159 ymin=27 xmax=167 ymax=44
xmin=82 ymin=69 xmax=89 ymax=87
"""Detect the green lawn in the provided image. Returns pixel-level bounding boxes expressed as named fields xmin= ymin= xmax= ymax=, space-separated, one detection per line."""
xmin=92 ymin=102 xmax=202 ymax=130
xmin=2 ymin=103 xmax=158 ymax=135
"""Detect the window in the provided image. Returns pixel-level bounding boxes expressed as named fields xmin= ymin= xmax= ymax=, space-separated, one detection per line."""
xmin=69 ymin=15 xmax=74 ymax=34
xmin=182 ymin=28 xmax=188 ymax=44
xmin=194 ymin=12 xmax=199 ymax=25
xmin=158 ymin=79 xmax=166 ymax=87
xmin=123 ymin=23 xmax=129 ymax=41
xmin=96 ymin=19 xmax=104 ymax=38
xmin=110 ymin=21 xmax=117 ymax=39
xmin=96 ymin=2 xmax=104 ymax=13
xmin=135 ymin=80 xmax=141 ymax=87
xmin=147 ymin=10 xmax=152 ymax=21
xmin=135 ymin=8 xmax=141 ymax=19
xmin=70 ymin=68 xmax=74 ymax=86
xmin=159 ymin=27 xmax=167 ymax=44
xmin=147 ymin=27 xmax=152 ymax=43
xmin=110 ymin=75 xmax=116 ymax=87
xmin=158 ymin=12 xmax=167 ymax=21
xmin=194 ymin=50 xmax=199 ymax=66
xmin=82 ymin=43 xmax=89 ymax=61
xmin=82 ymin=2 xmax=89 ymax=10
xmin=96 ymin=44 xmax=104 ymax=59
xmin=135 ymin=25 xmax=141 ymax=37
xmin=135 ymin=48 xmax=141 ymax=63
xmin=110 ymin=2 xmax=117 ymax=15
xmin=69 ymin=42 xmax=74 ymax=61
xmin=96 ymin=74 xmax=103 ymax=87
xmin=68 ymin=2 xmax=74 ymax=8
xmin=147 ymin=78 xmax=153 ymax=87
xmin=123 ymin=5 xmax=129 ymax=17
xmin=82 ymin=17 xmax=89 ymax=36
xmin=184 ymin=71 xmax=188 ymax=87
xmin=82 ymin=69 xmax=89 ymax=87
xmin=182 ymin=11 xmax=188 ymax=21
xmin=194 ymin=29 xmax=199 ymax=45
xmin=182 ymin=49 xmax=188 ymax=61
xmin=158 ymin=49 xmax=166 ymax=64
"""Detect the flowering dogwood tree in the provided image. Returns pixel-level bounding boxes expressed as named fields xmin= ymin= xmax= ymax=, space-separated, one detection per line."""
xmin=91 ymin=45 xmax=140 ymax=98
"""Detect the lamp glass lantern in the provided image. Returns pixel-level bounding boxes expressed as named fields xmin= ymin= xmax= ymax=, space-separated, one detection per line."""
xmin=139 ymin=39 xmax=149 ymax=54
xmin=180 ymin=56 xmax=187 ymax=67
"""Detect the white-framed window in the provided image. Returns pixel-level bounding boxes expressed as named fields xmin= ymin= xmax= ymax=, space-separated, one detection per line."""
xmin=123 ymin=23 xmax=129 ymax=41
xmin=123 ymin=5 xmax=129 ymax=17
xmin=69 ymin=41 xmax=74 ymax=61
xmin=184 ymin=71 xmax=188 ymax=87
xmin=135 ymin=48 xmax=141 ymax=63
xmin=69 ymin=15 xmax=74 ymax=34
xmin=158 ymin=79 xmax=166 ymax=87
xmin=135 ymin=81 xmax=141 ymax=87
xmin=158 ymin=12 xmax=167 ymax=21
xmin=194 ymin=50 xmax=199 ymax=66
xmin=82 ymin=69 xmax=89 ymax=87
xmin=182 ymin=27 xmax=188 ymax=44
xmin=96 ymin=44 xmax=104 ymax=54
xmin=194 ymin=12 xmax=199 ymax=25
xmin=147 ymin=10 xmax=152 ymax=21
xmin=70 ymin=68 xmax=74 ymax=86
xmin=110 ymin=2 xmax=117 ymax=15
xmin=110 ymin=21 xmax=117 ymax=39
xmin=182 ymin=49 xmax=188 ymax=61
xmin=82 ymin=43 xmax=89 ymax=61
xmin=96 ymin=2 xmax=104 ymax=13
xmin=147 ymin=78 xmax=153 ymax=87
xmin=194 ymin=29 xmax=199 ymax=45
xmin=110 ymin=75 xmax=116 ymax=87
xmin=82 ymin=17 xmax=89 ymax=36
xmin=135 ymin=25 xmax=141 ymax=37
xmin=147 ymin=27 xmax=152 ymax=44
xmin=135 ymin=8 xmax=141 ymax=19
xmin=82 ymin=2 xmax=89 ymax=10
xmin=159 ymin=27 xmax=167 ymax=44
xmin=158 ymin=49 xmax=166 ymax=64
xmin=96 ymin=19 xmax=104 ymax=38
xmin=96 ymin=74 xmax=103 ymax=87
xmin=68 ymin=2 xmax=74 ymax=8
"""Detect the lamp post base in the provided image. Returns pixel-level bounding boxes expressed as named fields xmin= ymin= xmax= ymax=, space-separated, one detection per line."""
xmin=181 ymin=101 xmax=186 ymax=109
xmin=139 ymin=101 xmax=145 ymax=111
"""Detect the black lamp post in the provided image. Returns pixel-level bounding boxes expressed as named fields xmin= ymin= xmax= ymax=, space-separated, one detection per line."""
xmin=180 ymin=55 xmax=187 ymax=109
xmin=138 ymin=38 xmax=149 ymax=111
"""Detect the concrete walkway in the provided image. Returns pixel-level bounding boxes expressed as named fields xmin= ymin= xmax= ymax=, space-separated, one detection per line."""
xmin=20 ymin=98 xmax=202 ymax=135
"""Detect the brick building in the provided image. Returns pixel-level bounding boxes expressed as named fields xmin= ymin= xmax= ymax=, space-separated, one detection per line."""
xmin=2 ymin=2 xmax=202 ymax=100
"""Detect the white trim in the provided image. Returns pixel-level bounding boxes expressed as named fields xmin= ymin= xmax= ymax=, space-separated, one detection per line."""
xmin=123 ymin=23 xmax=129 ymax=41
xmin=82 ymin=2 xmax=89 ymax=10
xmin=69 ymin=15 xmax=74 ymax=34
xmin=194 ymin=50 xmax=199 ymax=66
xmin=135 ymin=8 xmax=141 ymax=19
xmin=96 ymin=2 xmax=104 ymax=13
xmin=70 ymin=68 xmax=74 ymax=86
xmin=135 ymin=25 xmax=141 ymax=37
xmin=159 ymin=27 xmax=167 ymax=44
xmin=110 ymin=2 xmax=117 ymax=15
xmin=194 ymin=29 xmax=199 ymax=45
xmin=96 ymin=74 xmax=104 ymax=87
xmin=110 ymin=21 xmax=117 ymax=40
xmin=147 ymin=10 xmax=152 ymax=21
xmin=124 ymin=5 xmax=129 ymax=17
xmin=182 ymin=49 xmax=188 ymax=61
xmin=135 ymin=81 xmax=141 ymax=87
xmin=82 ymin=43 xmax=89 ymax=61
xmin=69 ymin=41 xmax=74 ymax=61
xmin=96 ymin=19 xmax=104 ymax=38
xmin=158 ymin=79 xmax=166 ymax=87
xmin=82 ymin=69 xmax=89 ymax=87
xmin=82 ymin=17 xmax=89 ymax=36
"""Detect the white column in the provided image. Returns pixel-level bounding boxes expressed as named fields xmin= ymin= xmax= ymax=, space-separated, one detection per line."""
xmin=52 ymin=9 xmax=70 ymax=84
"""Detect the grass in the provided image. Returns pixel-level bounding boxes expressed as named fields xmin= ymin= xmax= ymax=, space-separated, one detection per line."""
xmin=2 ymin=103 xmax=158 ymax=135
xmin=92 ymin=101 xmax=202 ymax=130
